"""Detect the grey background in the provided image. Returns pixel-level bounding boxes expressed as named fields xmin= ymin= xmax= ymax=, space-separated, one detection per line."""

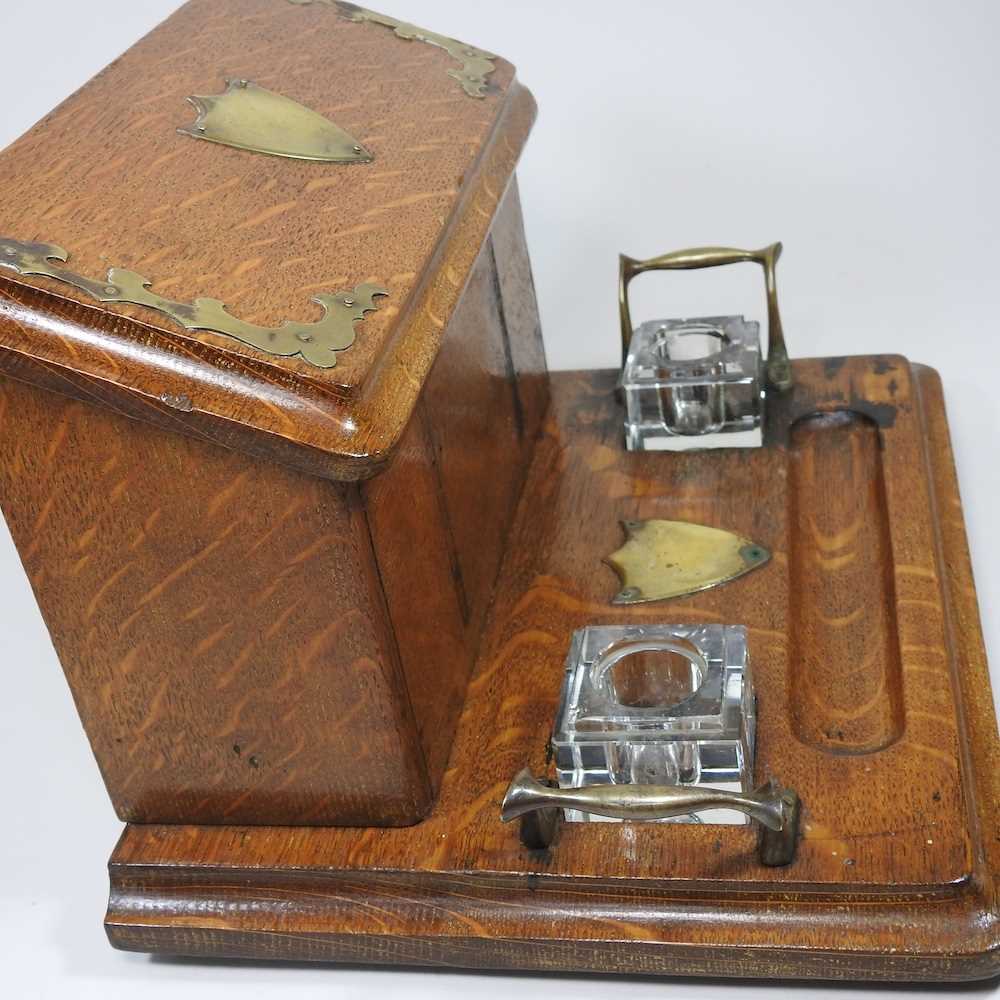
xmin=0 ymin=1 xmax=997 ymax=997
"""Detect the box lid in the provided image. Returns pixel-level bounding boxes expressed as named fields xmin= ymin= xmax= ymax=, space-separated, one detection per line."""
xmin=0 ymin=0 xmax=535 ymax=480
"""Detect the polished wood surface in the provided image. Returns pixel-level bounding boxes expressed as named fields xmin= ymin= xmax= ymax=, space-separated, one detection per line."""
xmin=0 ymin=372 xmax=432 ymax=825
xmin=0 ymin=177 xmax=547 ymax=826
xmin=363 ymin=178 xmax=547 ymax=788
xmin=0 ymin=0 xmax=536 ymax=480
xmin=787 ymin=410 xmax=905 ymax=752
xmin=105 ymin=361 xmax=1000 ymax=981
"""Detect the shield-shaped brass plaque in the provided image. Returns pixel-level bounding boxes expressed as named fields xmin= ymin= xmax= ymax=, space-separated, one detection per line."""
xmin=606 ymin=520 xmax=771 ymax=604
xmin=177 ymin=79 xmax=373 ymax=164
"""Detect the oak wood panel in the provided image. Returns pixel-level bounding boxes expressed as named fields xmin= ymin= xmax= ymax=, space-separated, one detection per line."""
xmin=419 ymin=234 xmax=523 ymax=644
xmin=106 ymin=362 xmax=1000 ymax=980
xmin=488 ymin=176 xmax=548 ymax=455
xmin=363 ymin=182 xmax=548 ymax=787
xmin=0 ymin=0 xmax=537 ymax=481
xmin=362 ymin=400 xmax=473 ymax=791
xmin=0 ymin=374 xmax=431 ymax=825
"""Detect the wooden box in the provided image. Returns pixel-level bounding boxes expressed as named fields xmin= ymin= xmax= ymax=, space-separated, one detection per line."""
xmin=0 ymin=0 xmax=546 ymax=827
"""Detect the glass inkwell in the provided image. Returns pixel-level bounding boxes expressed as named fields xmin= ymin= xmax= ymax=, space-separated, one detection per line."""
xmin=617 ymin=243 xmax=791 ymax=450
xmin=552 ymin=624 xmax=756 ymax=825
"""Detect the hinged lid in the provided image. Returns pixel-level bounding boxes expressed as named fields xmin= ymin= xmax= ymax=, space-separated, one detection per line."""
xmin=0 ymin=0 xmax=536 ymax=480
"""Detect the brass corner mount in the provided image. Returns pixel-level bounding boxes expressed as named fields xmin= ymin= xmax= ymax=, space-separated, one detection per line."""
xmin=288 ymin=0 xmax=497 ymax=98
xmin=0 ymin=239 xmax=387 ymax=369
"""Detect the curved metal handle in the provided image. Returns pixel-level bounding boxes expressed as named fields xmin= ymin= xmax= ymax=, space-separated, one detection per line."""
xmin=502 ymin=767 xmax=785 ymax=828
xmin=501 ymin=768 xmax=802 ymax=865
xmin=618 ymin=242 xmax=791 ymax=391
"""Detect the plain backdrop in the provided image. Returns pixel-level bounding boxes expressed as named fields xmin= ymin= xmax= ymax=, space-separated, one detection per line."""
xmin=0 ymin=1 xmax=997 ymax=998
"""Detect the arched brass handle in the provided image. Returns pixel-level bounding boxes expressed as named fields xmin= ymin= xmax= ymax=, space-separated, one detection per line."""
xmin=501 ymin=768 xmax=802 ymax=866
xmin=618 ymin=242 xmax=791 ymax=391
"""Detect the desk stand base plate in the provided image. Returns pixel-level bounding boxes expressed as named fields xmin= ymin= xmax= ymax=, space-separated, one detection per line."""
xmin=106 ymin=360 xmax=1000 ymax=982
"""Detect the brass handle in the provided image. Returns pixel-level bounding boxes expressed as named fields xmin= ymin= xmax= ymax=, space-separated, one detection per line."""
xmin=618 ymin=242 xmax=791 ymax=391
xmin=501 ymin=768 xmax=802 ymax=866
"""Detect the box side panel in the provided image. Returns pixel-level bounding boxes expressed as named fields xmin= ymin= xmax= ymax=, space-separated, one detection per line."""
xmin=489 ymin=176 xmax=549 ymax=445
xmin=420 ymin=208 xmax=541 ymax=646
xmin=364 ymin=179 xmax=549 ymax=789
xmin=363 ymin=406 xmax=474 ymax=788
xmin=0 ymin=376 xmax=430 ymax=825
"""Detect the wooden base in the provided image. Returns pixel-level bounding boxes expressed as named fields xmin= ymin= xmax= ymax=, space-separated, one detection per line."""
xmin=105 ymin=361 xmax=1000 ymax=982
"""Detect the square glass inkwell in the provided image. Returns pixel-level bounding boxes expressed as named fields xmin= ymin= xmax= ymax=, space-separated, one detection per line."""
xmin=617 ymin=243 xmax=792 ymax=451
xmin=552 ymin=624 xmax=756 ymax=824
xmin=621 ymin=316 xmax=764 ymax=451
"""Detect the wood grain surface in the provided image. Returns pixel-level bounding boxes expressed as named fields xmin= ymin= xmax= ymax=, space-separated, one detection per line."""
xmin=363 ymin=177 xmax=547 ymax=789
xmin=0 ymin=175 xmax=547 ymax=826
xmin=0 ymin=0 xmax=537 ymax=480
xmin=105 ymin=361 xmax=1000 ymax=981
xmin=0 ymin=372 xmax=434 ymax=824
xmin=788 ymin=410 xmax=905 ymax=752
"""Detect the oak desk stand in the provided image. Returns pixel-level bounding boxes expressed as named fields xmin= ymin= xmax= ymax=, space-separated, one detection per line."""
xmin=0 ymin=0 xmax=994 ymax=982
